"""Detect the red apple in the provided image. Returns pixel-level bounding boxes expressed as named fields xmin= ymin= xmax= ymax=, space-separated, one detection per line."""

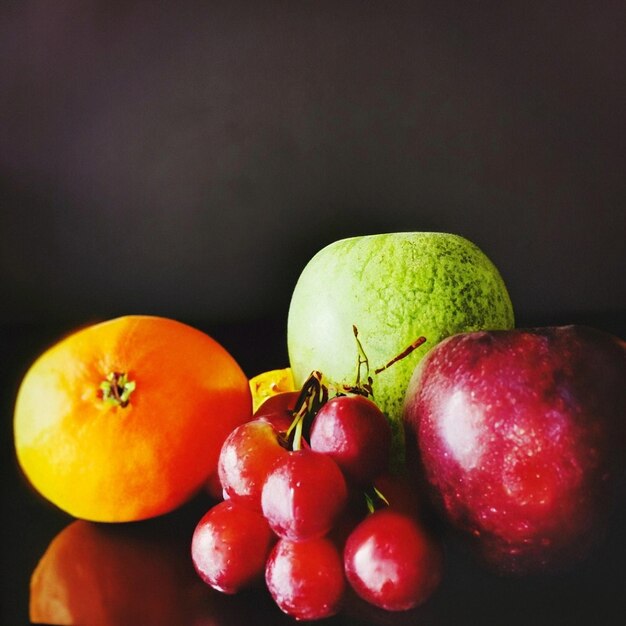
xmin=403 ymin=325 xmax=626 ymax=575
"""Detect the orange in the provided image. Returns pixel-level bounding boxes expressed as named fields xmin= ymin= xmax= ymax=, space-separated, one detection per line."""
xmin=14 ymin=315 xmax=252 ymax=522
xmin=249 ymin=367 xmax=295 ymax=412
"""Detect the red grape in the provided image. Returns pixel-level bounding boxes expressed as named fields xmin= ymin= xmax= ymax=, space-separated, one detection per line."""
xmin=218 ymin=419 xmax=289 ymax=510
xmin=309 ymin=394 xmax=392 ymax=484
xmin=344 ymin=508 xmax=443 ymax=611
xmin=261 ymin=448 xmax=347 ymax=541
xmin=372 ymin=471 xmax=422 ymax=518
xmin=254 ymin=391 xmax=299 ymax=428
xmin=191 ymin=500 xmax=275 ymax=594
xmin=265 ymin=537 xmax=346 ymax=620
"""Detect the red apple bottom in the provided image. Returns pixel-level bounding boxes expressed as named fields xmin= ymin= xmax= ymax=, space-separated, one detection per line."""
xmin=441 ymin=490 xmax=612 ymax=576
xmin=403 ymin=325 xmax=626 ymax=576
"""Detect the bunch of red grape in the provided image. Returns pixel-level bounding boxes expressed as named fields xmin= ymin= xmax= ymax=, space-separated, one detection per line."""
xmin=191 ymin=372 xmax=443 ymax=621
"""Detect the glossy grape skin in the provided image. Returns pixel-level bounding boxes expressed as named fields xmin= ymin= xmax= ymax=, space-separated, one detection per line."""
xmin=372 ymin=471 xmax=422 ymax=519
xmin=309 ymin=394 xmax=392 ymax=485
xmin=254 ymin=391 xmax=299 ymax=430
xmin=191 ymin=500 xmax=276 ymax=594
xmin=344 ymin=509 xmax=443 ymax=611
xmin=261 ymin=449 xmax=347 ymax=541
xmin=265 ymin=537 xmax=346 ymax=620
xmin=218 ymin=419 xmax=289 ymax=511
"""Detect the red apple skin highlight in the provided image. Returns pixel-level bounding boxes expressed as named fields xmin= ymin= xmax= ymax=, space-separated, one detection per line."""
xmin=403 ymin=325 xmax=626 ymax=575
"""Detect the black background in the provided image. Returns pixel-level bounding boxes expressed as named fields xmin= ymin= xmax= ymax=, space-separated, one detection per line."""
xmin=1 ymin=1 xmax=625 ymax=624
xmin=1 ymin=1 xmax=625 ymax=326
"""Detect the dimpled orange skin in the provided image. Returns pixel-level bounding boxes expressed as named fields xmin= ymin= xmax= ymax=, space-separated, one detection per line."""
xmin=14 ymin=316 xmax=252 ymax=522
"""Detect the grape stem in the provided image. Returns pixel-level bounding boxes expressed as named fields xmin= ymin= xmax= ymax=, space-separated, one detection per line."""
xmin=374 ymin=336 xmax=427 ymax=374
xmin=352 ymin=325 xmax=372 ymax=393
xmin=286 ymin=371 xmax=327 ymax=451
xmin=346 ymin=326 xmax=427 ymax=397
xmin=292 ymin=418 xmax=304 ymax=451
xmin=364 ymin=485 xmax=390 ymax=514
xmin=284 ymin=329 xmax=427 ymax=451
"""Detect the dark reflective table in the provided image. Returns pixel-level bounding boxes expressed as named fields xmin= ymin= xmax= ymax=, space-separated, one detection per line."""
xmin=2 ymin=315 xmax=625 ymax=625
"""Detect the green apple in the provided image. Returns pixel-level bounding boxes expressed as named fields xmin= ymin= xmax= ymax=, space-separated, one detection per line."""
xmin=287 ymin=232 xmax=515 ymax=462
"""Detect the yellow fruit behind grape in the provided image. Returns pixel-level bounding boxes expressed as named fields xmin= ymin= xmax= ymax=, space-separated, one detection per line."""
xmin=249 ymin=367 xmax=295 ymax=412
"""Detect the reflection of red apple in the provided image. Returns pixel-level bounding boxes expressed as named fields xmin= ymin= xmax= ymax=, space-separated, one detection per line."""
xmin=403 ymin=325 xmax=626 ymax=574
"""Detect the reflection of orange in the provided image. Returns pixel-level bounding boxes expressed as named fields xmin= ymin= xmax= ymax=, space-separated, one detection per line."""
xmin=30 ymin=519 xmax=294 ymax=626
xmin=249 ymin=367 xmax=295 ymax=412
xmin=14 ymin=316 xmax=251 ymax=522
xmin=30 ymin=520 xmax=206 ymax=626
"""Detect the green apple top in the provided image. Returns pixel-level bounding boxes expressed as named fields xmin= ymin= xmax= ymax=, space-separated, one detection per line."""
xmin=287 ymin=232 xmax=515 ymax=462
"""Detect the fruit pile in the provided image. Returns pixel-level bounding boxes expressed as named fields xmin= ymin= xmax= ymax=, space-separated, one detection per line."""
xmin=13 ymin=232 xmax=625 ymax=624
xmin=191 ymin=369 xmax=443 ymax=620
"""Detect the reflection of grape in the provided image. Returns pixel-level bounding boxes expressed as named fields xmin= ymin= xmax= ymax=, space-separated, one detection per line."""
xmin=192 ymin=500 xmax=275 ymax=594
